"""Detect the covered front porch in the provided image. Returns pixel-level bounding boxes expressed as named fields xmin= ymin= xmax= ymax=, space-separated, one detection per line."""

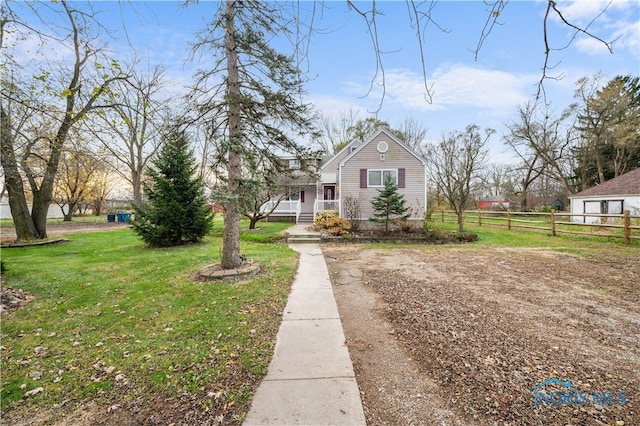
xmin=261 ymin=184 xmax=340 ymax=224
xmin=261 ymin=199 xmax=341 ymax=224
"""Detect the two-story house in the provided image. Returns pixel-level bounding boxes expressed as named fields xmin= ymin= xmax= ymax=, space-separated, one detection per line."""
xmin=265 ymin=127 xmax=427 ymax=224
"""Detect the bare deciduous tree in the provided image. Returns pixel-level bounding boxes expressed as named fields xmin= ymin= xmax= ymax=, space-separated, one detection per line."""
xmin=425 ymin=124 xmax=492 ymax=231
xmin=89 ymin=65 xmax=169 ymax=206
xmin=504 ymin=102 xmax=578 ymax=201
xmin=1 ymin=0 xmax=129 ymax=240
xmin=345 ymin=1 xmax=616 ymax=107
xmin=392 ymin=118 xmax=429 ymax=155
xmin=53 ymin=137 xmax=106 ymax=221
xmin=314 ymin=108 xmax=361 ymax=155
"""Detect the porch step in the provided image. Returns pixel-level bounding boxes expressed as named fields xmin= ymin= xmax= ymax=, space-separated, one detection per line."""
xmin=297 ymin=213 xmax=314 ymax=224
xmin=287 ymin=234 xmax=321 ymax=244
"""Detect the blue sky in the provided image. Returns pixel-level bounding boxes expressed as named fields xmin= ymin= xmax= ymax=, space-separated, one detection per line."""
xmin=9 ymin=1 xmax=640 ymax=164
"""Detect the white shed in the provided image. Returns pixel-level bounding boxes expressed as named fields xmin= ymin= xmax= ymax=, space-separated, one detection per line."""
xmin=569 ymin=168 xmax=640 ymax=223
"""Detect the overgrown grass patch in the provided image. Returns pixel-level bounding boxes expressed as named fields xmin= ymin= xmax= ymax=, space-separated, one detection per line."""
xmin=1 ymin=222 xmax=297 ymax=423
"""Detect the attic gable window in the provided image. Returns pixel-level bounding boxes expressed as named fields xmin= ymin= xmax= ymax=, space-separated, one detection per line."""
xmin=288 ymin=159 xmax=301 ymax=169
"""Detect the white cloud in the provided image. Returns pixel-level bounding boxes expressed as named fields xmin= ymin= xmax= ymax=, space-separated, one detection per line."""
xmin=308 ymin=95 xmax=369 ymax=119
xmin=311 ymin=65 xmax=537 ymax=137
xmin=574 ymin=36 xmax=615 ymax=55
xmin=382 ymin=65 xmax=533 ymax=113
xmin=609 ymin=18 xmax=640 ymax=54
xmin=552 ymin=0 xmax=639 ymax=58
xmin=553 ymin=0 xmax=630 ymax=24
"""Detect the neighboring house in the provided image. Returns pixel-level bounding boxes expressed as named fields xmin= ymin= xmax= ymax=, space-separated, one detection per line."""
xmin=542 ymin=198 xmax=566 ymax=211
xmin=569 ymin=167 xmax=640 ymax=223
xmin=478 ymin=198 xmax=511 ymax=210
xmin=0 ymin=202 xmax=67 ymax=220
xmin=266 ymin=127 xmax=427 ymax=223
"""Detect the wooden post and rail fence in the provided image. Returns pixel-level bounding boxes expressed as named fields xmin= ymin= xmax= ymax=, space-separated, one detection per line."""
xmin=437 ymin=209 xmax=639 ymax=245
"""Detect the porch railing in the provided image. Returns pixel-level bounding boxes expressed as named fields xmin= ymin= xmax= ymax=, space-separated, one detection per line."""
xmin=314 ymin=199 xmax=339 ymax=218
xmin=260 ymin=200 xmax=301 ymax=222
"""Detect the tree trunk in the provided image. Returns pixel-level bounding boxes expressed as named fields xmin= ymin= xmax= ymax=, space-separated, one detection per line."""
xmin=519 ymin=190 xmax=528 ymax=212
xmin=595 ymin=147 xmax=606 ymax=184
xmin=249 ymin=215 xmax=259 ymax=230
xmin=30 ymin=120 xmax=72 ymax=237
xmin=93 ymin=199 xmax=103 ymax=216
xmin=457 ymin=210 xmax=464 ymax=232
xmin=1 ymin=107 xmax=39 ymax=239
xmin=222 ymin=152 xmax=242 ymax=268
xmin=221 ymin=0 xmax=242 ymax=269
xmin=132 ymin=169 xmax=143 ymax=206
xmin=63 ymin=203 xmax=75 ymax=221
xmin=2 ymin=167 xmax=39 ymax=239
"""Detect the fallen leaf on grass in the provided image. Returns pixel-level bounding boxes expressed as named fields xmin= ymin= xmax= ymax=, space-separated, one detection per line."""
xmin=24 ymin=387 xmax=44 ymax=398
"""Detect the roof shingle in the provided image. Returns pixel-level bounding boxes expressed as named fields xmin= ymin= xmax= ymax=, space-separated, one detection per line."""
xmin=571 ymin=167 xmax=640 ymax=197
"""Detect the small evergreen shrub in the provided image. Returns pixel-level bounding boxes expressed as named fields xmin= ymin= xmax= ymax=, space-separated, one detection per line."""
xmin=369 ymin=178 xmax=410 ymax=233
xmin=452 ymin=231 xmax=479 ymax=242
xmin=132 ymin=127 xmax=214 ymax=247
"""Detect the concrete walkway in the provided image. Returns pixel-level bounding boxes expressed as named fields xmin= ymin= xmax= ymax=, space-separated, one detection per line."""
xmin=243 ymin=226 xmax=366 ymax=425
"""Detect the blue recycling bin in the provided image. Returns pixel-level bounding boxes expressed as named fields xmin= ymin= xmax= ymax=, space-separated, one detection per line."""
xmin=116 ymin=213 xmax=132 ymax=223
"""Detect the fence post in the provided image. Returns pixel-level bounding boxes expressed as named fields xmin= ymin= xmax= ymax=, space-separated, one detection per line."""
xmin=507 ymin=209 xmax=511 ymax=230
xmin=624 ymin=210 xmax=630 ymax=245
xmin=478 ymin=209 xmax=482 ymax=227
xmin=551 ymin=210 xmax=556 ymax=237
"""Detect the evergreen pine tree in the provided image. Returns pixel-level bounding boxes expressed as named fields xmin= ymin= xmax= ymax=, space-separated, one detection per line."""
xmin=131 ymin=128 xmax=213 ymax=247
xmin=369 ymin=177 xmax=411 ymax=233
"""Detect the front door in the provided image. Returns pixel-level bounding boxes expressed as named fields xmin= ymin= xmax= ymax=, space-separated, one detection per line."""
xmin=324 ymin=185 xmax=335 ymax=200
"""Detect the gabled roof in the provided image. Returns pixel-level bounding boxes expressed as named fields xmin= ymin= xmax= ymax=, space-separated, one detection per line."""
xmin=319 ymin=139 xmax=361 ymax=171
xmin=339 ymin=127 xmax=427 ymax=167
xmin=570 ymin=167 xmax=640 ymax=198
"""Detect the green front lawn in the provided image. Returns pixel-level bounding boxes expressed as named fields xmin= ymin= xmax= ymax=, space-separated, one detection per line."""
xmin=1 ymin=221 xmax=295 ymax=423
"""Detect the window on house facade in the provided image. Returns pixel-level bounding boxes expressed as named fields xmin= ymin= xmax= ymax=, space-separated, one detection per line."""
xmin=368 ymin=169 xmax=397 ymax=187
xmin=288 ymin=159 xmax=300 ymax=169
xmin=286 ymin=191 xmax=305 ymax=202
xmin=361 ymin=168 xmax=405 ymax=188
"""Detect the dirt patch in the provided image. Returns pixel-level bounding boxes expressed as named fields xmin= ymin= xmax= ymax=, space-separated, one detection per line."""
xmin=324 ymin=244 xmax=639 ymax=425
xmin=1 ymin=283 xmax=34 ymax=316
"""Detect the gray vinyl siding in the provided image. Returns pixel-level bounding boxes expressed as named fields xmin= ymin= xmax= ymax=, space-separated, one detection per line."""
xmin=321 ymin=142 xmax=361 ymax=179
xmin=340 ymin=133 xmax=426 ymax=220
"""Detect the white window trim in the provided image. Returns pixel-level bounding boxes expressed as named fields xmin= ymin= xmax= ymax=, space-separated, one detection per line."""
xmin=368 ymin=169 xmax=398 ymax=187
xmin=289 ymin=159 xmax=301 ymax=169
